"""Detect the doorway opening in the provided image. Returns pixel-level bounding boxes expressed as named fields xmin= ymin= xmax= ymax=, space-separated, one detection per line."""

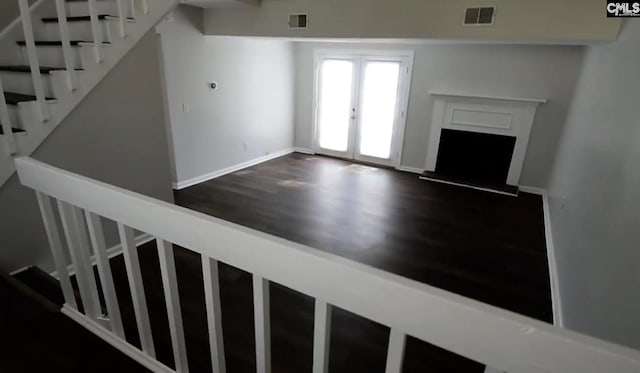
xmin=313 ymin=51 xmax=413 ymax=167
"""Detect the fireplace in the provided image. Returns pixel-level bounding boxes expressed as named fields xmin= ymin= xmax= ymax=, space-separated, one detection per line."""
xmin=422 ymin=92 xmax=545 ymax=195
xmin=435 ymin=129 xmax=516 ymax=185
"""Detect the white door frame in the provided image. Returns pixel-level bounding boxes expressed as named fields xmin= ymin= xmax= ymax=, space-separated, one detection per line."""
xmin=312 ymin=49 xmax=414 ymax=168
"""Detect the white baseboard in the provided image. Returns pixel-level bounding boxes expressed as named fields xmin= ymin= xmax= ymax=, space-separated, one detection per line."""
xmin=396 ymin=165 xmax=424 ymax=174
xmin=419 ymin=176 xmax=518 ymax=197
xmin=517 ymin=186 xmax=563 ymax=326
xmin=172 ymin=148 xmax=296 ymax=190
xmin=518 ymin=185 xmax=546 ymax=195
xmin=50 ymin=233 xmax=155 ymax=279
xmin=539 ymin=189 xmax=563 ymax=327
xmin=293 ymin=147 xmax=315 ymax=155
xmin=9 ymin=266 xmax=31 ymax=276
xmin=62 ymin=306 xmax=174 ymax=373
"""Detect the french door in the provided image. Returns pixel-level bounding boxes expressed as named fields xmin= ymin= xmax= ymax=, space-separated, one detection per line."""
xmin=314 ymin=52 xmax=412 ymax=167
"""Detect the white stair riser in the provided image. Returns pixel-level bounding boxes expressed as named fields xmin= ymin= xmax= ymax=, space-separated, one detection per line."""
xmin=4 ymin=105 xmax=22 ymax=131
xmin=66 ymin=1 xmax=120 ymax=18
xmin=19 ymin=45 xmax=85 ymax=70
xmin=38 ymin=21 xmax=112 ymax=43
xmin=0 ymin=71 xmax=55 ymax=98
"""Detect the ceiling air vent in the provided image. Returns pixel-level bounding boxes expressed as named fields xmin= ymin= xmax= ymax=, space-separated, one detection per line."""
xmin=288 ymin=14 xmax=308 ymax=29
xmin=464 ymin=7 xmax=495 ymax=26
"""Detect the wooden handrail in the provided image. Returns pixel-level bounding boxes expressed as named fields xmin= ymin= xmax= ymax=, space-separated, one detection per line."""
xmin=15 ymin=157 xmax=640 ymax=373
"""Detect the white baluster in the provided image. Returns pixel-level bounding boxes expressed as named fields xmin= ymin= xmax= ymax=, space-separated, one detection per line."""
xmin=35 ymin=193 xmax=77 ymax=309
xmin=128 ymin=0 xmax=137 ymax=19
xmin=312 ymin=300 xmax=332 ymax=373
xmin=116 ymin=0 xmax=127 ymax=38
xmin=87 ymin=0 xmax=103 ymax=63
xmin=140 ymin=0 xmax=149 ymax=15
xmin=118 ymin=223 xmax=156 ymax=357
xmin=57 ymin=201 xmax=102 ymax=320
xmin=0 ymin=77 xmax=17 ymax=155
xmin=253 ymin=276 xmax=271 ymax=373
xmin=157 ymin=239 xmax=189 ymax=373
xmin=54 ymin=0 xmax=77 ymax=91
xmin=85 ymin=211 xmax=125 ymax=338
xmin=385 ymin=329 xmax=406 ymax=373
xmin=18 ymin=0 xmax=49 ymax=122
xmin=203 ymin=257 xmax=226 ymax=373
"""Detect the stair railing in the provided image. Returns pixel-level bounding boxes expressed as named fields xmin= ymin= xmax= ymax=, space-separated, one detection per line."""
xmin=54 ymin=0 xmax=78 ymax=91
xmin=87 ymin=0 xmax=104 ymax=63
xmin=18 ymin=0 xmax=49 ymax=122
xmin=15 ymin=156 xmax=640 ymax=373
xmin=116 ymin=0 xmax=127 ymax=38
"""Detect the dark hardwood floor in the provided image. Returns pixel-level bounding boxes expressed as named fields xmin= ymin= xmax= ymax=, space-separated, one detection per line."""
xmin=174 ymin=153 xmax=552 ymax=322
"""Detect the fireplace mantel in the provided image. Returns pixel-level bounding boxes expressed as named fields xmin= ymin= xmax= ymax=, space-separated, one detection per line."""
xmin=425 ymin=92 xmax=546 ymax=187
xmin=429 ymin=91 xmax=547 ymax=105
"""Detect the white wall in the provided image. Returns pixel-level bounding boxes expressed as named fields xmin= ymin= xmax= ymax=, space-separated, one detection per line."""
xmin=157 ymin=6 xmax=295 ymax=187
xmin=294 ymin=42 xmax=584 ymax=187
xmin=546 ymin=21 xmax=640 ymax=350
xmin=203 ymin=0 xmax=621 ymax=42
xmin=0 ymin=31 xmax=174 ymax=273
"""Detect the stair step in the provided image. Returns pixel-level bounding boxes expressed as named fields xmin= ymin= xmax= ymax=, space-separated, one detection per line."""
xmin=0 ymin=126 xmax=26 ymax=135
xmin=42 ymin=14 xmax=109 ymax=23
xmin=4 ymin=92 xmax=55 ymax=105
xmin=42 ymin=15 xmax=136 ymax=23
xmin=0 ymin=65 xmax=82 ymax=74
xmin=12 ymin=267 xmax=65 ymax=307
xmin=16 ymin=40 xmax=111 ymax=47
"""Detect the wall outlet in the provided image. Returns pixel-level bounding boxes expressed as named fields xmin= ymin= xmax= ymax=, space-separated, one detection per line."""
xmin=182 ymin=103 xmax=190 ymax=113
xmin=243 ymin=142 xmax=248 ymax=151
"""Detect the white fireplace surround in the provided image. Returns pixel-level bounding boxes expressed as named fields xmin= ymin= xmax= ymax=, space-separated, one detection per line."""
xmin=425 ymin=92 xmax=546 ymax=186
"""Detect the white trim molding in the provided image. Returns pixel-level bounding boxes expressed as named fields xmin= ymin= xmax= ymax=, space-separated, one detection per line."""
xmin=50 ymin=233 xmax=155 ymax=279
xmin=396 ymin=165 xmax=424 ymax=174
xmin=293 ymin=147 xmax=315 ymax=155
xmin=429 ymin=91 xmax=547 ymax=104
xmin=518 ymin=185 xmax=545 ymax=195
xmin=419 ymin=175 xmax=518 ymax=197
xmin=540 ymin=189 xmax=563 ymax=327
xmin=9 ymin=266 xmax=31 ymax=276
xmin=62 ymin=306 xmax=174 ymax=373
xmin=173 ymin=148 xmax=296 ymax=190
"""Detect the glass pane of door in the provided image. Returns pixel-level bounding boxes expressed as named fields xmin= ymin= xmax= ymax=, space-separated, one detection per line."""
xmin=317 ymin=59 xmax=354 ymax=153
xmin=357 ymin=61 xmax=401 ymax=159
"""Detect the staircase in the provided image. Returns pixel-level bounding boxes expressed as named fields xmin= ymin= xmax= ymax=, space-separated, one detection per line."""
xmin=0 ymin=0 xmax=178 ymax=187
xmin=1 ymin=268 xmax=150 ymax=371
